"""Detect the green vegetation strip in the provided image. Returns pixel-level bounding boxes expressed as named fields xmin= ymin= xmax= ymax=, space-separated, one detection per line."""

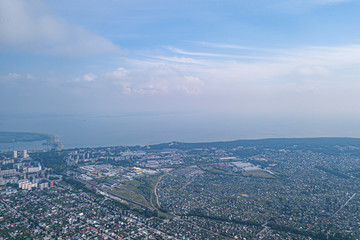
xmin=0 ymin=131 xmax=51 ymax=143
xmin=315 ymin=166 xmax=350 ymax=179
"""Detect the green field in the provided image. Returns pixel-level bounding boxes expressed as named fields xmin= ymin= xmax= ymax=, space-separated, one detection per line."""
xmin=0 ymin=131 xmax=51 ymax=143
xmin=111 ymin=174 xmax=160 ymax=208
xmin=111 ymin=188 xmax=150 ymax=207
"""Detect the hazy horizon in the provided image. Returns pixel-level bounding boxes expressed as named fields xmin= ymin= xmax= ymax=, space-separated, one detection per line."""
xmin=2 ymin=112 xmax=360 ymax=149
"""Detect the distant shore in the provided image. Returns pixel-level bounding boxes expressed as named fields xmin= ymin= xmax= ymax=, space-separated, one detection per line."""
xmin=0 ymin=131 xmax=52 ymax=144
xmin=0 ymin=132 xmax=59 ymax=152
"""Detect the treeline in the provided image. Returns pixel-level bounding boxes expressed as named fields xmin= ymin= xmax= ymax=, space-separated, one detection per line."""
xmin=133 ymin=208 xmax=158 ymax=218
xmin=32 ymin=151 xmax=67 ymax=173
xmin=315 ymin=166 xmax=350 ymax=179
xmin=186 ymin=209 xmax=261 ymax=227
xmin=62 ymin=177 xmax=97 ymax=195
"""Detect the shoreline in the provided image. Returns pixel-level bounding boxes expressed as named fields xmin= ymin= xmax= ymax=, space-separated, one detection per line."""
xmin=0 ymin=132 xmax=60 ymax=152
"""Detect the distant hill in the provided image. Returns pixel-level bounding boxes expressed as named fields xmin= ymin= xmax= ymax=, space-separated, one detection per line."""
xmin=147 ymin=137 xmax=360 ymax=155
xmin=0 ymin=131 xmax=51 ymax=143
xmin=150 ymin=137 xmax=360 ymax=148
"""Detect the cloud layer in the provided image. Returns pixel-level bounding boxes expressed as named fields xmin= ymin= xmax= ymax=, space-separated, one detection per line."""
xmin=0 ymin=0 xmax=119 ymax=56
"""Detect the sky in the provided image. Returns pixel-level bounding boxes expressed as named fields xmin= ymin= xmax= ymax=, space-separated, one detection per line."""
xmin=1 ymin=0 xmax=360 ymax=139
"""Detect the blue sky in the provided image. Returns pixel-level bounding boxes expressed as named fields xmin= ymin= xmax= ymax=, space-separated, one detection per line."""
xmin=1 ymin=0 xmax=360 ymax=123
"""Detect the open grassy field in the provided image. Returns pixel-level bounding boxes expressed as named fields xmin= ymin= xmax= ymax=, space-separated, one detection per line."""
xmin=111 ymin=188 xmax=150 ymax=207
xmin=122 ymin=174 xmax=159 ymax=202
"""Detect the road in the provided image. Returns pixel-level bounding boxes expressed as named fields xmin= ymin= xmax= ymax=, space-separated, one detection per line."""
xmin=334 ymin=193 xmax=357 ymax=216
xmin=154 ymin=173 xmax=166 ymax=208
xmin=257 ymin=222 xmax=272 ymax=240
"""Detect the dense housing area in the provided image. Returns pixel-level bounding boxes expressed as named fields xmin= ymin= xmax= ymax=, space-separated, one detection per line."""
xmin=1 ymin=138 xmax=360 ymax=239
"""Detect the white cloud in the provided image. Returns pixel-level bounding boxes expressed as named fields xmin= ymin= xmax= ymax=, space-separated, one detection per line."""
xmin=196 ymin=42 xmax=260 ymax=51
xmin=26 ymin=74 xmax=34 ymax=79
xmin=153 ymin=56 xmax=204 ymax=65
xmin=90 ymin=64 xmax=206 ymax=95
xmin=0 ymin=0 xmax=119 ymax=56
xmin=83 ymin=73 xmax=98 ymax=82
xmin=6 ymin=73 xmax=21 ymax=79
xmin=5 ymin=42 xmax=359 ymax=116
xmin=178 ymin=76 xmax=205 ymax=94
xmin=73 ymin=73 xmax=98 ymax=82
xmin=168 ymin=47 xmax=278 ymax=61
xmin=296 ymin=65 xmax=330 ymax=76
xmin=66 ymin=43 xmax=360 ymax=99
xmin=0 ymin=72 xmax=36 ymax=82
xmin=106 ymin=68 xmax=128 ymax=80
xmin=0 ymin=72 xmax=34 ymax=79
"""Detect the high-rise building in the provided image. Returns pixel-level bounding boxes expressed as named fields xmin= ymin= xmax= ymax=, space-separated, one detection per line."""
xmin=23 ymin=150 xmax=28 ymax=158
xmin=13 ymin=151 xmax=17 ymax=158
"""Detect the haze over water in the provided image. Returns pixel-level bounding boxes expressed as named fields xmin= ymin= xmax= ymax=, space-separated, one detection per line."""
xmin=1 ymin=113 xmax=359 ymax=149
